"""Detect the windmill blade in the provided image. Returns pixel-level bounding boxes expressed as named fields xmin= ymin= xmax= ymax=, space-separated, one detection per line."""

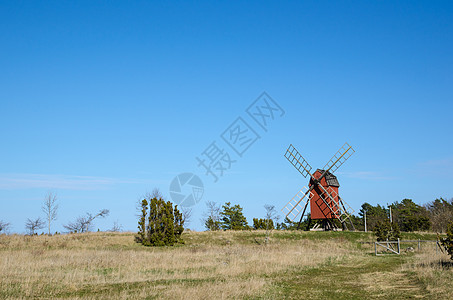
xmin=282 ymin=186 xmax=313 ymax=221
xmin=284 ymin=144 xmax=313 ymax=178
xmin=338 ymin=196 xmax=355 ymax=225
xmin=322 ymin=143 xmax=355 ymax=175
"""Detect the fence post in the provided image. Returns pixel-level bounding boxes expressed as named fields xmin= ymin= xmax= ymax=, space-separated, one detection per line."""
xmin=418 ymin=239 xmax=420 ymax=251
xmin=397 ymin=238 xmax=400 ymax=254
xmin=375 ymin=242 xmax=377 ymax=256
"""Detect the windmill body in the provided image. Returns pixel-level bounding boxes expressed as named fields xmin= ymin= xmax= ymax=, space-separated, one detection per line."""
xmin=309 ymin=169 xmax=340 ymax=220
xmin=282 ymin=143 xmax=355 ymax=231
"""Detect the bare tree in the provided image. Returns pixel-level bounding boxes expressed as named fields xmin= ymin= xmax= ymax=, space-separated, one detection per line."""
xmin=109 ymin=220 xmax=123 ymax=232
xmin=25 ymin=217 xmax=45 ymax=235
xmin=264 ymin=204 xmax=280 ymax=243
xmin=136 ymin=188 xmax=163 ymax=217
xmin=202 ymin=201 xmax=221 ymax=231
xmin=151 ymin=188 xmax=163 ymax=199
xmin=0 ymin=220 xmax=11 ymax=234
xmin=181 ymin=207 xmax=192 ymax=228
xmin=64 ymin=209 xmax=109 ymax=233
xmin=42 ymin=191 xmax=58 ymax=235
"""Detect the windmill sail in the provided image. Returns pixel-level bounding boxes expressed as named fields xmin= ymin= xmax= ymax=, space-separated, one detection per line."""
xmin=284 ymin=144 xmax=313 ymax=178
xmin=315 ymin=184 xmax=354 ymax=224
xmin=322 ymin=143 xmax=355 ymax=175
xmin=282 ymin=186 xmax=313 ymax=221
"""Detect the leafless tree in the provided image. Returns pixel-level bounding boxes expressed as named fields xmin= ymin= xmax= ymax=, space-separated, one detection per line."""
xmin=0 ymin=220 xmax=11 ymax=234
xmin=181 ymin=207 xmax=192 ymax=228
xmin=136 ymin=188 xmax=163 ymax=217
xmin=425 ymin=197 xmax=453 ymax=233
xmin=109 ymin=220 xmax=123 ymax=232
xmin=202 ymin=201 xmax=221 ymax=231
xmin=64 ymin=209 xmax=109 ymax=233
xmin=264 ymin=204 xmax=280 ymax=243
xmin=151 ymin=188 xmax=163 ymax=199
xmin=25 ymin=217 xmax=45 ymax=235
xmin=42 ymin=191 xmax=58 ymax=235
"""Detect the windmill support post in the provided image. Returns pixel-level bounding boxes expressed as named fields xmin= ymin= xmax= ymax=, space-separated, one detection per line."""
xmin=296 ymin=200 xmax=310 ymax=230
xmin=339 ymin=197 xmax=355 ymax=231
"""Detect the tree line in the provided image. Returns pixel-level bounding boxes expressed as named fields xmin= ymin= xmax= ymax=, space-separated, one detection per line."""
xmin=354 ymin=198 xmax=453 ymax=233
xmin=200 ymin=197 xmax=453 ymax=234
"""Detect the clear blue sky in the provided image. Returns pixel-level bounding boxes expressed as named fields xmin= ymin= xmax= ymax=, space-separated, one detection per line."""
xmin=1 ymin=1 xmax=452 ymax=233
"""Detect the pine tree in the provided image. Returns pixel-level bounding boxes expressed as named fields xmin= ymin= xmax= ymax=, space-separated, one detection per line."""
xmin=253 ymin=218 xmax=274 ymax=230
xmin=136 ymin=194 xmax=184 ymax=246
xmin=174 ymin=205 xmax=184 ymax=243
xmin=136 ymin=199 xmax=148 ymax=243
xmin=374 ymin=220 xmax=401 ymax=241
xmin=220 ymin=202 xmax=248 ymax=230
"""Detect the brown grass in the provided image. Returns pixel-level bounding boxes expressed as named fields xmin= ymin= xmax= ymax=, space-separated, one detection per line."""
xmin=2 ymin=231 xmax=451 ymax=299
xmin=402 ymin=246 xmax=453 ymax=299
xmin=0 ymin=231 xmax=354 ymax=299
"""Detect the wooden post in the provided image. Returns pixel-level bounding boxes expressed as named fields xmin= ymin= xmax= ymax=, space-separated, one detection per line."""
xmin=375 ymin=242 xmax=377 ymax=256
xmin=418 ymin=239 xmax=420 ymax=251
xmin=397 ymin=238 xmax=400 ymax=254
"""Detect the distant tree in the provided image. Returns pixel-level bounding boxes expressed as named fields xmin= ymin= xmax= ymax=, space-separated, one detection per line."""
xmin=390 ymin=199 xmax=431 ymax=232
xmin=137 ymin=194 xmax=184 ymax=247
xmin=203 ymin=201 xmax=221 ymax=231
xmin=136 ymin=199 xmax=148 ymax=243
xmin=349 ymin=215 xmax=364 ymax=231
xmin=220 ymin=202 xmax=248 ymax=230
xmin=25 ymin=217 xmax=45 ymax=235
xmin=358 ymin=203 xmax=388 ymax=231
xmin=64 ymin=209 xmax=109 ymax=233
xmin=281 ymin=216 xmax=298 ymax=230
xmin=109 ymin=220 xmax=123 ymax=232
xmin=42 ymin=191 xmax=58 ymax=235
xmin=264 ymin=204 xmax=279 ymax=242
xmin=181 ymin=207 xmax=192 ymax=228
xmin=374 ymin=219 xmax=400 ymax=241
xmin=253 ymin=218 xmax=274 ymax=230
xmin=425 ymin=198 xmax=453 ymax=233
xmin=440 ymin=221 xmax=453 ymax=260
xmin=0 ymin=220 xmax=11 ymax=234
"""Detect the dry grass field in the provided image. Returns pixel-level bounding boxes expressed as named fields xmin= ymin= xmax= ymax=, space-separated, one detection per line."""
xmin=0 ymin=230 xmax=451 ymax=299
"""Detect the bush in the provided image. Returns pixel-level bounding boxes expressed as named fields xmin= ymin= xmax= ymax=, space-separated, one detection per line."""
xmin=253 ymin=218 xmax=274 ymax=230
xmin=136 ymin=197 xmax=184 ymax=246
xmin=440 ymin=221 xmax=453 ymax=260
xmin=374 ymin=220 xmax=401 ymax=241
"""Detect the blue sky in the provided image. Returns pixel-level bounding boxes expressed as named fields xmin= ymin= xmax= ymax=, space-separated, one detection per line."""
xmin=1 ymin=1 xmax=452 ymax=233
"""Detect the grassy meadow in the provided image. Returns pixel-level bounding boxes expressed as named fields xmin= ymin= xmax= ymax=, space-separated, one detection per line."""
xmin=0 ymin=230 xmax=452 ymax=299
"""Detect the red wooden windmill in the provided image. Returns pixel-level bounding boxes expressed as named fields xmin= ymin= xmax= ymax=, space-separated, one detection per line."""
xmin=282 ymin=143 xmax=355 ymax=231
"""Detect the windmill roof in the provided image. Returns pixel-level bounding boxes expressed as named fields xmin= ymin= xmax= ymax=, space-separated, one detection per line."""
xmin=317 ymin=169 xmax=340 ymax=187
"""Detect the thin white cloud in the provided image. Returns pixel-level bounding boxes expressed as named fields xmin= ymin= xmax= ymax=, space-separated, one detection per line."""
xmin=0 ymin=173 xmax=152 ymax=190
xmin=415 ymin=156 xmax=453 ymax=178
xmin=419 ymin=157 xmax=453 ymax=167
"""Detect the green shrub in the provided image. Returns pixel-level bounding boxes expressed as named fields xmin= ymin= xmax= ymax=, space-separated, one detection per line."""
xmin=374 ymin=220 xmax=401 ymax=241
xmin=253 ymin=218 xmax=274 ymax=230
xmin=136 ymin=197 xmax=184 ymax=246
xmin=440 ymin=221 xmax=453 ymax=260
